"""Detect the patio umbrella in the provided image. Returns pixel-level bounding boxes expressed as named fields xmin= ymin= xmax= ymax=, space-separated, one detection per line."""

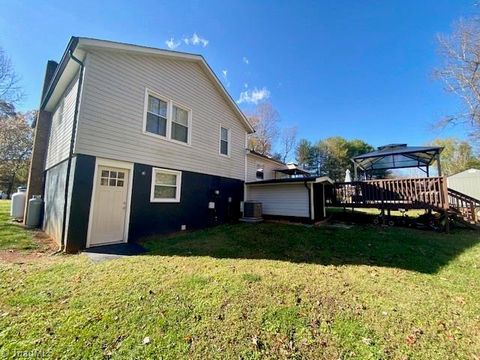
xmin=345 ymin=169 xmax=352 ymax=182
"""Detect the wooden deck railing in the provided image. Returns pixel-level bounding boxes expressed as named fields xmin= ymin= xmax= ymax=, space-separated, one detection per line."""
xmin=327 ymin=177 xmax=449 ymax=211
xmin=447 ymin=188 xmax=480 ymax=223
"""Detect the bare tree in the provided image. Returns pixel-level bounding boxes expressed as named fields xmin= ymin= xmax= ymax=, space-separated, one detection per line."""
xmin=435 ymin=18 xmax=480 ymax=146
xmin=280 ymin=126 xmax=297 ymax=163
xmin=0 ymin=112 xmax=33 ymax=196
xmin=0 ymin=47 xmax=22 ymax=116
xmin=247 ymin=102 xmax=280 ymax=155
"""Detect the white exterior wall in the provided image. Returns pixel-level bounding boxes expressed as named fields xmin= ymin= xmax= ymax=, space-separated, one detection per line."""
xmin=75 ymin=50 xmax=248 ymax=180
xmin=448 ymin=169 xmax=480 ymax=200
xmin=246 ymin=183 xmax=310 ymax=218
xmin=45 ymin=74 xmax=79 ymax=169
xmin=246 ymin=154 xmax=286 ymax=182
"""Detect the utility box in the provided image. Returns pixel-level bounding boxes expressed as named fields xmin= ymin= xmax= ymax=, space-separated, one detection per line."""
xmin=243 ymin=201 xmax=262 ymax=218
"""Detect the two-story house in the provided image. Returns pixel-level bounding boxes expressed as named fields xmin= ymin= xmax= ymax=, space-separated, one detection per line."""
xmin=26 ymin=37 xmax=255 ymax=253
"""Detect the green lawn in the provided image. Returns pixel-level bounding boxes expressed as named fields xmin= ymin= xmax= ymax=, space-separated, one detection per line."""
xmin=0 ymin=201 xmax=37 ymax=251
xmin=0 ymin=204 xmax=479 ymax=359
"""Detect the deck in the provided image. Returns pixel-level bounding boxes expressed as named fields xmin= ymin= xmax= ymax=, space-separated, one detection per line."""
xmin=326 ymin=177 xmax=479 ymax=224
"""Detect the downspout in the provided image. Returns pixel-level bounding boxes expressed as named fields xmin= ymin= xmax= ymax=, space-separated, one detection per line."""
xmin=303 ymin=180 xmax=312 ymax=221
xmin=60 ymin=51 xmax=84 ymax=251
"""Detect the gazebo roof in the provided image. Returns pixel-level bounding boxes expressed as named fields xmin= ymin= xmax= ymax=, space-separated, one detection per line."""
xmin=274 ymin=163 xmax=310 ymax=176
xmin=353 ymin=144 xmax=443 ymax=171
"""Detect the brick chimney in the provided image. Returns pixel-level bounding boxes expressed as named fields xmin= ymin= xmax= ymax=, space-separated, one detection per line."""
xmin=24 ymin=60 xmax=58 ymax=223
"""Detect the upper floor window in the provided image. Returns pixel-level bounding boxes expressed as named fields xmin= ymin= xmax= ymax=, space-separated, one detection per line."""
xmin=256 ymin=164 xmax=264 ymax=180
xmin=171 ymin=105 xmax=189 ymax=143
xmin=143 ymin=90 xmax=191 ymax=145
xmin=220 ymin=127 xmax=230 ymax=156
xmin=146 ymin=95 xmax=167 ymax=137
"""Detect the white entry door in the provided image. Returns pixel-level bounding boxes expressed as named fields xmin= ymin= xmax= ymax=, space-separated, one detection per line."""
xmin=89 ymin=166 xmax=130 ymax=246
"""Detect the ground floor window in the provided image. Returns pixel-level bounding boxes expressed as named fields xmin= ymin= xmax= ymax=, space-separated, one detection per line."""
xmin=150 ymin=168 xmax=182 ymax=202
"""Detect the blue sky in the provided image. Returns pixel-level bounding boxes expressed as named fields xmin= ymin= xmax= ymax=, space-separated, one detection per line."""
xmin=0 ymin=0 xmax=476 ymax=151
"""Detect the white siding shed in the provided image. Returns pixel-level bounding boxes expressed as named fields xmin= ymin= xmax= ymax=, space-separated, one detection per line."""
xmin=246 ymin=183 xmax=310 ymax=218
xmin=448 ymin=169 xmax=480 ymax=200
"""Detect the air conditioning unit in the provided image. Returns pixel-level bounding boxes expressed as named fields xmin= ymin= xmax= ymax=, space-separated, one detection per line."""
xmin=243 ymin=201 xmax=262 ymax=218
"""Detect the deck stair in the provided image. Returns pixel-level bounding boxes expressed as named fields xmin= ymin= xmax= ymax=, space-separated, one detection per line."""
xmin=447 ymin=188 xmax=480 ymax=225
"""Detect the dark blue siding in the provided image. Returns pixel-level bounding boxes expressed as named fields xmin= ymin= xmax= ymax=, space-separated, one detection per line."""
xmin=65 ymin=154 xmax=96 ymax=253
xmin=128 ymin=163 xmax=244 ymax=240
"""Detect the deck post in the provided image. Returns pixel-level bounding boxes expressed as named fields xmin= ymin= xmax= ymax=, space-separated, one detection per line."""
xmin=380 ymin=182 xmax=386 ymax=225
xmin=440 ymin=176 xmax=450 ymax=233
xmin=470 ymin=202 xmax=476 ymax=223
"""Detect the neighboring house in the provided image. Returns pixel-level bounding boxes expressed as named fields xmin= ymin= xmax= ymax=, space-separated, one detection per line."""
xmin=246 ymin=150 xmax=288 ymax=182
xmin=26 ymin=37 xmax=254 ymax=252
xmin=448 ymin=169 xmax=480 ymax=201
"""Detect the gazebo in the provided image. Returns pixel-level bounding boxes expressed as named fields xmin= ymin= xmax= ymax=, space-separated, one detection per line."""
xmin=352 ymin=144 xmax=444 ymax=180
xmin=274 ymin=163 xmax=310 ymax=178
xmin=326 ymin=144 xmax=480 ymax=229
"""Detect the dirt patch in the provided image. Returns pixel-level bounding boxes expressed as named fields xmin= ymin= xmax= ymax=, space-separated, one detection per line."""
xmin=0 ymin=230 xmax=58 ymax=264
xmin=32 ymin=229 xmax=58 ymax=252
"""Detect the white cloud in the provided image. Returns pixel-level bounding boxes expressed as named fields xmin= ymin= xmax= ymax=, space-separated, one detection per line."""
xmin=242 ymin=56 xmax=249 ymax=65
xmin=221 ymin=69 xmax=230 ymax=87
xmin=244 ymin=83 xmax=248 ymax=89
xmin=183 ymin=33 xmax=209 ymax=47
xmin=165 ymin=37 xmax=181 ymax=50
xmin=236 ymin=87 xmax=270 ymax=105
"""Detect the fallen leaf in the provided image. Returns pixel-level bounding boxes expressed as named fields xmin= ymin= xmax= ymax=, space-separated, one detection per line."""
xmin=406 ymin=335 xmax=416 ymax=345
xmin=252 ymin=335 xmax=262 ymax=350
xmin=362 ymin=337 xmax=373 ymax=345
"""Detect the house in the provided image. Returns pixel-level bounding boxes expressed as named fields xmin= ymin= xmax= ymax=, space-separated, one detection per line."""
xmin=245 ymin=150 xmax=332 ymax=222
xmin=26 ymin=37 xmax=255 ymax=253
xmin=245 ymin=150 xmax=288 ymax=182
xmin=448 ymin=169 xmax=480 ymax=201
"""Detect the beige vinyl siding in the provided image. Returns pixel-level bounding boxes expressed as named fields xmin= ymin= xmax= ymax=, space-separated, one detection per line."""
xmin=75 ymin=50 xmax=247 ymax=180
xmin=246 ymin=183 xmax=310 ymax=218
xmin=246 ymin=154 xmax=286 ymax=182
xmin=45 ymin=74 xmax=79 ymax=169
xmin=448 ymin=169 xmax=480 ymax=200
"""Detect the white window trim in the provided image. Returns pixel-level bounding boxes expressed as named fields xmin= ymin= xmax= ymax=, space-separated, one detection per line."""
xmin=150 ymin=167 xmax=182 ymax=203
xmin=142 ymin=89 xmax=169 ymax=140
xmin=142 ymin=88 xmax=192 ymax=146
xmin=219 ymin=125 xmax=231 ymax=157
xmin=171 ymin=100 xmax=193 ymax=146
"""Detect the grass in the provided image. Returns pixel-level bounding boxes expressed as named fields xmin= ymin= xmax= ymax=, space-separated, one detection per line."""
xmin=0 ymin=203 xmax=479 ymax=358
xmin=0 ymin=201 xmax=37 ymax=251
